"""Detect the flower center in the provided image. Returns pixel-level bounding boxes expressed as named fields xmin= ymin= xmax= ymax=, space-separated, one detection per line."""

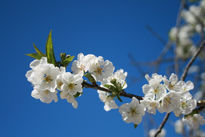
xmin=150 ymin=102 xmax=157 ymax=108
xmin=80 ymin=65 xmax=85 ymax=71
xmin=95 ymin=67 xmax=103 ymax=75
xmin=168 ymin=83 xmax=174 ymax=90
xmin=68 ymin=83 xmax=75 ymax=90
xmin=154 ymin=88 xmax=159 ymax=94
xmin=44 ymin=90 xmax=50 ymax=95
xmin=163 ymin=96 xmax=171 ymax=107
xmin=57 ymin=81 xmax=63 ymax=88
xmin=181 ymin=101 xmax=187 ymax=109
xmin=44 ymin=74 xmax=52 ymax=83
xmin=129 ymin=107 xmax=137 ymax=116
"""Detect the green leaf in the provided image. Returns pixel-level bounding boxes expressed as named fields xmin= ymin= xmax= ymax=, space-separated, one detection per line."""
xmin=46 ymin=30 xmax=56 ymax=65
xmin=33 ymin=43 xmax=45 ymax=57
xmin=26 ymin=53 xmax=42 ymax=59
xmin=62 ymin=56 xmax=75 ymax=67
xmin=84 ymin=73 xmax=96 ymax=84
xmin=134 ymin=124 xmax=138 ymax=128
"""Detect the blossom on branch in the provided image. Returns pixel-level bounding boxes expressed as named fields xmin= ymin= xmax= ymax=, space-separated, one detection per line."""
xmin=119 ymin=97 xmax=145 ymax=125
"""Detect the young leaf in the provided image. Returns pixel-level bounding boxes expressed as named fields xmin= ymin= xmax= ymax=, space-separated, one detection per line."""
xmin=62 ymin=56 xmax=75 ymax=67
xmin=46 ymin=30 xmax=56 ymax=65
xmin=84 ymin=73 xmax=96 ymax=84
xmin=33 ymin=43 xmax=45 ymax=57
xmin=26 ymin=53 xmax=42 ymax=59
xmin=60 ymin=53 xmax=66 ymax=62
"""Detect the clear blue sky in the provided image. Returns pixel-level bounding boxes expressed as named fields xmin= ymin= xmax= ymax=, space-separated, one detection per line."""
xmin=0 ymin=0 xmax=182 ymax=137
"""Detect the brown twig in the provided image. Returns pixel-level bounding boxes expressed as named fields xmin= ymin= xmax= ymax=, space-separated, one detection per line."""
xmin=180 ymin=41 xmax=205 ymax=81
xmin=82 ymin=81 xmax=143 ymax=100
xmin=146 ymin=25 xmax=167 ymax=45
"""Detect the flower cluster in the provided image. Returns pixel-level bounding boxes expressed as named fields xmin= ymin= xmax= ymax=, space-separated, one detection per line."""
xmin=71 ymin=53 xmax=128 ymax=111
xmin=169 ymin=0 xmax=205 ymax=59
xmin=26 ymin=53 xmax=128 ymax=111
xmin=141 ymin=73 xmax=196 ymax=116
xmin=26 ymin=53 xmax=204 ymax=130
xmin=26 ymin=57 xmax=83 ymax=108
xmin=175 ymin=114 xmax=205 ymax=136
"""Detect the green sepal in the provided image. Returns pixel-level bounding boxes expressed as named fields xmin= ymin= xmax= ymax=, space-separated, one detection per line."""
xmin=110 ymin=79 xmax=122 ymax=91
xmin=46 ymin=30 xmax=56 ymax=65
xmin=74 ymin=92 xmax=82 ymax=98
xmin=104 ymin=84 xmax=117 ymax=92
xmin=84 ymin=73 xmax=96 ymax=84
xmin=26 ymin=53 xmax=42 ymax=59
xmin=134 ymin=124 xmax=138 ymax=128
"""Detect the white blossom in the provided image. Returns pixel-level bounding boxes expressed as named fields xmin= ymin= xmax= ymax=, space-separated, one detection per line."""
xmin=59 ymin=72 xmax=83 ymax=108
xmin=169 ymin=27 xmax=178 ymax=41
xmin=71 ymin=53 xmax=96 ymax=74
xmin=140 ymin=93 xmax=159 ymax=114
xmin=60 ymin=92 xmax=78 ymax=108
xmin=119 ymin=97 xmax=145 ymax=125
xmin=31 ymin=88 xmax=58 ymax=103
xmin=102 ymin=69 xmax=128 ymax=89
xmin=174 ymin=93 xmax=196 ymax=116
xmin=183 ymin=114 xmax=205 ymax=130
xmin=89 ymin=56 xmax=114 ymax=82
xmin=98 ymin=90 xmax=118 ymax=111
xmin=176 ymin=81 xmax=194 ymax=94
xmin=175 ymin=120 xmax=184 ymax=134
xmin=195 ymin=130 xmax=205 ymax=137
xmin=26 ymin=57 xmax=63 ymax=92
xmin=60 ymin=72 xmax=83 ymax=96
xmin=201 ymin=72 xmax=205 ymax=81
xmin=163 ymin=73 xmax=181 ymax=92
xmin=182 ymin=10 xmax=197 ymax=25
xmin=158 ymin=91 xmax=181 ymax=113
xmin=194 ymin=91 xmax=203 ymax=100
xmin=188 ymin=65 xmax=199 ymax=74
xmin=149 ymin=128 xmax=166 ymax=137
xmin=143 ymin=73 xmax=166 ymax=100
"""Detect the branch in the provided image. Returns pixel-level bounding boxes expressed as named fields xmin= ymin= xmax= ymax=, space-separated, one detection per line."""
xmin=154 ymin=41 xmax=205 ymax=137
xmin=146 ymin=25 xmax=167 ymax=45
xmin=154 ymin=113 xmax=170 ymax=137
xmin=82 ymin=81 xmax=143 ymax=100
xmin=180 ymin=41 xmax=205 ymax=81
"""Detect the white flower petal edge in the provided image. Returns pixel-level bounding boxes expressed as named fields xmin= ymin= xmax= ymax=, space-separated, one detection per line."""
xmin=26 ymin=57 xmax=63 ymax=92
xmin=98 ymin=90 xmax=118 ymax=111
xmin=119 ymin=97 xmax=145 ymax=125
xmin=89 ymin=56 xmax=114 ymax=82
xmin=31 ymin=88 xmax=58 ymax=104
xmin=71 ymin=53 xmax=96 ymax=74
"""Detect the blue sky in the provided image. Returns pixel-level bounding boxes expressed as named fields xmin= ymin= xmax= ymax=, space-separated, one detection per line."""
xmin=0 ymin=0 xmax=183 ymax=137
